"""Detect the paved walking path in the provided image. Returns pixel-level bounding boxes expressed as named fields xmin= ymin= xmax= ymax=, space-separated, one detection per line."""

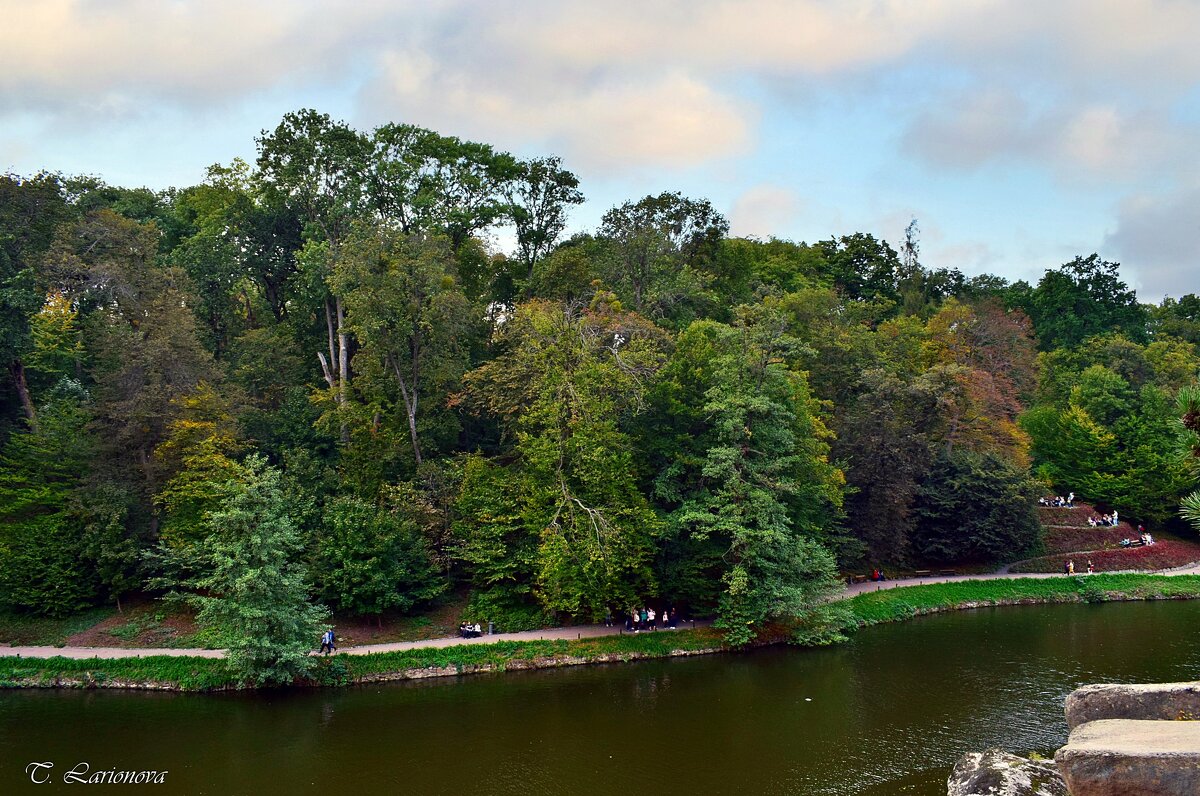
xmin=6 ymin=563 xmax=1200 ymax=661
xmin=0 ymin=619 xmax=713 ymax=661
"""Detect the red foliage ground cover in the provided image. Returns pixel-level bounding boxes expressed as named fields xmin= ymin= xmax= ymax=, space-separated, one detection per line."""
xmin=1009 ymin=539 xmax=1200 ymax=573
xmin=1036 ymin=503 xmax=1122 ymax=529
xmin=1042 ymin=525 xmax=1136 ymax=555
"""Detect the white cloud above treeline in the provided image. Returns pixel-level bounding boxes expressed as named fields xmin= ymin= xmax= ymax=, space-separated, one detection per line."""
xmin=8 ymin=0 xmax=1200 ymax=170
xmin=2 ymin=0 xmax=1197 ymax=294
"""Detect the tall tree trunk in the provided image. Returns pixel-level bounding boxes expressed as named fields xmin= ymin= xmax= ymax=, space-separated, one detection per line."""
xmin=336 ymin=297 xmax=350 ymax=444
xmin=8 ymin=359 xmax=36 ymax=429
xmin=318 ymin=298 xmax=351 ymax=444
xmin=389 ymin=357 xmax=423 ymax=466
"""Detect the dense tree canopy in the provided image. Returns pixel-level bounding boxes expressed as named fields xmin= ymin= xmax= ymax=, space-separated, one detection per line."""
xmin=1 ymin=109 xmax=1195 ymax=672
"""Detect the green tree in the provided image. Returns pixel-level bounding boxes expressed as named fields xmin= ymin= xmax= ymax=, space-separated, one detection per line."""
xmin=1024 ymin=255 xmax=1147 ymax=350
xmin=463 ymin=299 xmax=669 ymax=618
xmin=834 ymin=370 xmax=936 ymax=564
xmin=54 ymin=210 xmax=221 ymax=539
xmin=911 ymin=450 xmax=1041 ymax=564
xmin=816 ymin=233 xmax=902 ymax=304
xmin=0 ymin=173 xmax=70 ymax=430
xmin=368 ymin=123 xmax=519 ymax=252
xmin=154 ymin=383 xmax=245 ymax=551
xmin=26 ymin=291 xmax=85 ymax=388
xmin=330 ymin=223 xmax=476 ymax=468
xmin=653 ymin=308 xmax=847 ymax=646
xmin=257 ymin=110 xmax=371 ymax=426
xmin=183 ymin=455 xmax=328 ymax=686
xmin=316 ymin=496 xmax=444 ymax=625
xmin=453 ymin=455 xmax=543 ymax=624
xmin=1178 ymin=386 xmax=1200 ymax=532
xmin=0 ymin=381 xmax=97 ymax=615
xmin=598 ymin=191 xmax=727 ymax=321
xmin=506 ymin=156 xmax=584 ymax=294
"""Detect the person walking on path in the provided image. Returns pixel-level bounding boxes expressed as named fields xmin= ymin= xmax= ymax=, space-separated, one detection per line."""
xmin=320 ymin=628 xmax=337 ymax=655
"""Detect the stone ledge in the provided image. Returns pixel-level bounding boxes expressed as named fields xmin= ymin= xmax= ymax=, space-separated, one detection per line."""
xmin=1065 ymin=682 xmax=1200 ymax=729
xmin=1055 ymin=719 xmax=1200 ymax=796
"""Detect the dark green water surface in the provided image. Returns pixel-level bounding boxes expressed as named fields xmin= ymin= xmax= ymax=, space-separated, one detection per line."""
xmin=3 ymin=600 xmax=1199 ymax=795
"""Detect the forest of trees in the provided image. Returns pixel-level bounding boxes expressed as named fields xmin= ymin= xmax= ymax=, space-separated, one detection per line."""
xmin=3 ymin=109 xmax=1199 ymax=660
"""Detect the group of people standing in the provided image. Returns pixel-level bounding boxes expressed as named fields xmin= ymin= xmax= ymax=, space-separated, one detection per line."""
xmin=1087 ymin=510 xmax=1119 ymax=527
xmin=621 ymin=606 xmax=678 ymax=632
xmin=1063 ymin=559 xmax=1095 ymax=575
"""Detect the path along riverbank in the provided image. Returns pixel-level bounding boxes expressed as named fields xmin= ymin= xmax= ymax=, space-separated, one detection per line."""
xmin=5 ymin=563 xmax=1200 ymax=661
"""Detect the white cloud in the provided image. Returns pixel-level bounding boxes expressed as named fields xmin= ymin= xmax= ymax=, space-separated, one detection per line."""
xmin=4 ymin=0 xmax=1200 ymax=187
xmin=362 ymin=58 xmax=753 ymax=169
xmin=1104 ymin=185 xmax=1200 ymax=300
xmin=903 ymin=91 xmax=1190 ymax=181
xmin=729 ymin=184 xmax=803 ymax=238
xmin=903 ymin=89 xmax=1032 ymax=169
xmin=0 ymin=1 xmax=375 ymax=110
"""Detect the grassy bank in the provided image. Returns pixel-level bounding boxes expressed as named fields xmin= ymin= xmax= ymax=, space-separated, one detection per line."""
xmin=0 ymin=627 xmax=728 ymax=691
xmin=4 ymin=574 xmax=1200 ymax=691
xmin=845 ymin=574 xmax=1200 ymax=626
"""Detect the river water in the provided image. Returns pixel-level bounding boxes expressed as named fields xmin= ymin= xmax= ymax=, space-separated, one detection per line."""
xmin=3 ymin=600 xmax=1199 ymax=795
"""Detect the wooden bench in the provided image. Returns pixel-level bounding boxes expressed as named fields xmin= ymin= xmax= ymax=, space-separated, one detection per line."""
xmin=852 ymin=574 xmax=868 ymax=583
xmin=913 ymin=569 xmax=932 ymax=577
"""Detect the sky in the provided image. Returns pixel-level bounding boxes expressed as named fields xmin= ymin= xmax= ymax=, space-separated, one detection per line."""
xmin=2 ymin=0 xmax=1197 ymax=300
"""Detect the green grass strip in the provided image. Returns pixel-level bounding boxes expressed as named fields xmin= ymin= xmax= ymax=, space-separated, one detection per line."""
xmin=846 ymin=574 xmax=1200 ymax=627
xmin=0 ymin=628 xmax=726 ymax=691
xmin=0 ymin=654 xmax=231 ymax=691
xmin=4 ymin=575 xmax=1199 ymax=691
xmin=340 ymin=626 xmax=724 ymax=678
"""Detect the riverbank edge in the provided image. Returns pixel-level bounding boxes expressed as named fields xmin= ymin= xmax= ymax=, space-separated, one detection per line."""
xmin=3 ymin=574 xmax=1198 ymax=692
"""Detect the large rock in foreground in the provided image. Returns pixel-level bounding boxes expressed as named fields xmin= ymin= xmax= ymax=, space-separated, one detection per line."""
xmin=947 ymin=748 xmax=1069 ymax=796
xmin=1055 ymin=719 xmax=1200 ymax=795
xmin=1064 ymin=682 xmax=1200 ymax=729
